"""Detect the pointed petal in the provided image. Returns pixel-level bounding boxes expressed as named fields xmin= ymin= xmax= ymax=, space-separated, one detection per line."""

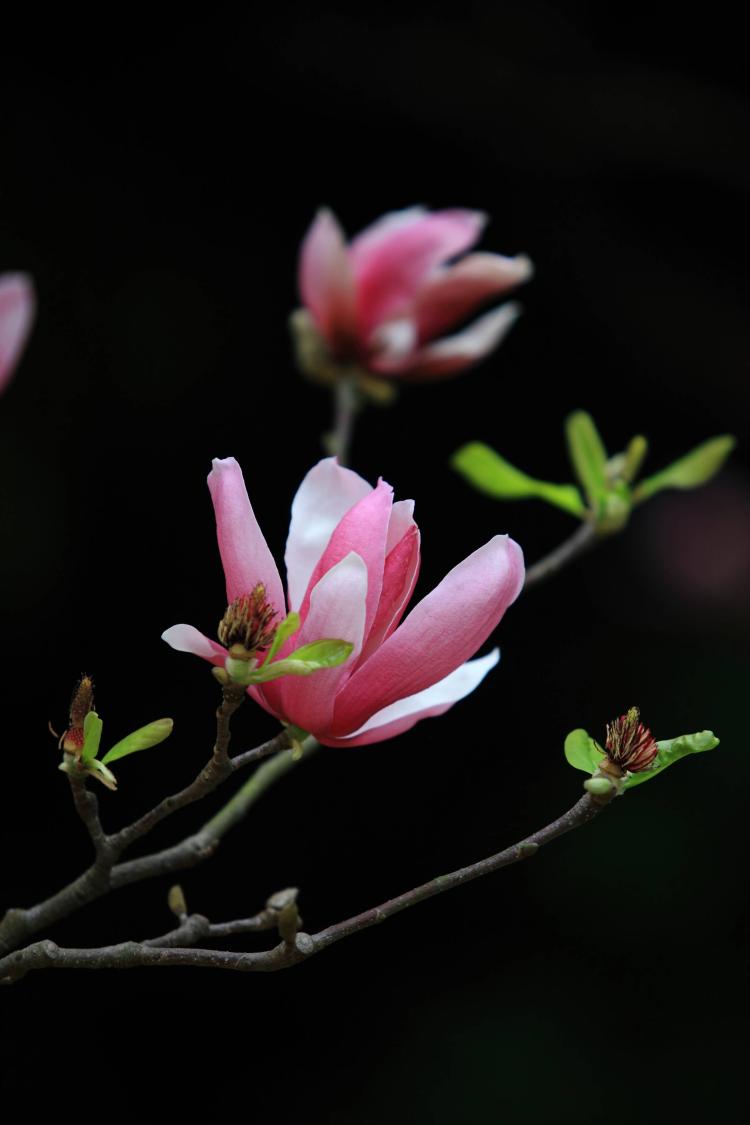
xmin=333 ymin=535 xmax=524 ymax=735
xmin=324 ymin=650 xmax=499 ymax=746
xmin=350 ymin=209 xmax=486 ymax=338
xmin=297 ymin=479 xmax=393 ymax=643
xmin=373 ymin=304 xmax=522 ymax=380
xmin=285 ymin=457 xmax=373 ymax=611
xmin=162 ymin=624 xmax=227 ymax=666
xmin=267 ymin=552 xmax=368 ymax=736
xmin=386 ymin=499 xmax=416 ymax=553
xmin=0 ymin=273 xmax=36 ymax=393
xmin=414 ymin=252 xmax=533 ymax=341
xmin=208 ymin=457 xmax=286 ymax=617
xmin=358 ymin=524 xmax=421 ymax=663
xmin=298 ymin=208 xmax=357 ymax=352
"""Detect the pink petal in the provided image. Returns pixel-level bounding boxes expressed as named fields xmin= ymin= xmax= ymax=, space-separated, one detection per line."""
xmin=297 ymin=478 xmax=394 ymax=643
xmin=0 ymin=274 xmax=35 ymax=394
xmin=414 ymin=252 xmax=533 ymax=342
xmin=161 ymin=624 xmax=227 ymax=667
xmin=332 ymin=535 xmax=524 ymax=736
xmin=265 ymin=551 xmax=368 ymax=736
xmin=208 ymin=457 xmax=286 ymax=618
xmin=350 ymin=209 xmax=486 ymax=340
xmin=358 ymin=524 xmax=421 ymax=664
xmin=375 ymin=304 xmax=522 ymax=380
xmin=386 ymin=499 xmax=416 ymax=553
xmin=285 ymin=457 xmax=373 ymax=612
xmin=322 ymin=650 xmax=499 ymax=747
xmin=298 ymin=209 xmax=357 ymax=354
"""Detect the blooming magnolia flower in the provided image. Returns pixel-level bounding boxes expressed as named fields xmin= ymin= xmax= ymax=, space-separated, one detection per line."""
xmin=295 ymin=206 xmax=532 ymax=381
xmin=163 ymin=457 xmax=525 ymax=746
xmin=0 ymin=273 xmax=35 ymax=394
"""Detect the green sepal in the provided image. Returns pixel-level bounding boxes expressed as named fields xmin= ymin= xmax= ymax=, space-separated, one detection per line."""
xmin=264 ymin=612 xmax=301 ymax=664
xmin=633 ymin=436 xmax=736 ymax=503
xmin=86 ymin=758 xmax=118 ymax=791
xmin=565 ymin=411 xmax=609 ymax=506
xmin=451 ymin=441 xmax=586 ymax=517
xmin=564 ymin=728 xmax=605 ymax=774
xmin=81 ymin=711 xmax=103 ymax=764
xmin=101 ymin=718 xmax=174 ymax=766
xmin=250 ymin=639 xmax=354 ymax=683
xmin=622 ymin=731 xmax=719 ymax=789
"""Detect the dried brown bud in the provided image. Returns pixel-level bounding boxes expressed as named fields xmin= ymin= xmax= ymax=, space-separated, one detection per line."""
xmin=605 ymin=706 xmax=658 ymax=774
xmin=218 ymin=585 xmax=277 ymax=659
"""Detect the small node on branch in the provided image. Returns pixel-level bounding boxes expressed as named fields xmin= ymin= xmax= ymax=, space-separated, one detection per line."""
xmin=266 ymin=888 xmax=301 ymax=945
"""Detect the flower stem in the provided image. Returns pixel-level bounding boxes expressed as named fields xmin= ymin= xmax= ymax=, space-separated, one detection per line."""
xmin=327 ymin=376 xmax=361 ymax=467
xmin=200 ymin=737 xmax=320 ymax=839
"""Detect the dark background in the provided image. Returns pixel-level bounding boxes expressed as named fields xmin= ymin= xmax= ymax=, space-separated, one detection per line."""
xmin=2 ymin=5 xmax=749 ymax=1122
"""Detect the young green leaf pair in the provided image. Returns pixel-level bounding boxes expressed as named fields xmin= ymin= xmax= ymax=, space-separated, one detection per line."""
xmin=564 ymin=727 xmax=719 ymax=791
xmin=61 ymin=713 xmax=174 ymax=791
xmin=452 ymin=411 xmax=735 ymax=532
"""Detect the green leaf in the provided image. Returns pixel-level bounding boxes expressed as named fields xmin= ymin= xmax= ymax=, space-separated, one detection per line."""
xmin=565 ymin=412 xmax=609 ymax=506
xmin=101 ymin=719 xmax=174 ymax=765
xmin=264 ymin=611 xmax=301 ymax=664
xmin=633 ymin=436 xmax=736 ymax=503
xmin=564 ymin=729 xmax=605 ymax=774
xmin=250 ymin=639 xmax=354 ymax=683
xmin=621 ymin=435 xmax=649 ymax=483
xmin=451 ymin=442 xmax=586 ymax=517
xmin=81 ymin=711 xmax=103 ymax=764
xmin=623 ymin=730 xmax=719 ymax=789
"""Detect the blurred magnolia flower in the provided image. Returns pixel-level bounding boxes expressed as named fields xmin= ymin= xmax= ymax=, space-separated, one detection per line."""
xmin=0 ymin=274 xmax=35 ymax=394
xmin=292 ymin=206 xmax=532 ymax=385
xmin=163 ymin=457 xmax=524 ymax=746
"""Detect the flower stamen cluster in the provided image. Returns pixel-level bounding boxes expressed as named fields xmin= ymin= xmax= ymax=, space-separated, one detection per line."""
xmin=604 ymin=706 xmax=658 ymax=774
xmin=217 ymin=585 xmax=277 ymax=660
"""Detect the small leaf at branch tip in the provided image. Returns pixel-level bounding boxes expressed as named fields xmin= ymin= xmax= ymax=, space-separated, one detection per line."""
xmin=633 ymin=435 xmax=736 ymax=503
xmin=168 ymin=885 xmax=187 ymax=918
xmin=565 ymin=411 xmax=609 ymax=505
xmin=451 ymin=441 xmax=586 ymax=517
xmin=100 ymin=718 xmax=175 ymax=766
xmin=81 ymin=711 xmax=104 ymax=764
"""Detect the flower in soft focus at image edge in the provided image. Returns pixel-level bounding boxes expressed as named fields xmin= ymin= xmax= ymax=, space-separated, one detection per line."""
xmin=163 ymin=457 xmax=524 ymax=746
xmin=0 ymin=274 xmax=35 ymax=394
xmin=294 ymin=206 xmax=532 ymax=383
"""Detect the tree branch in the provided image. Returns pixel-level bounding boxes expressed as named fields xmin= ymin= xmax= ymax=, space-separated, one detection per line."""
xmin=0 ymin=689 xmax=293 ymax=956
xmin=524 ymin=521 xmax=599 ymax=590
xmin=0 ymin=790 xmax=611 ymax=984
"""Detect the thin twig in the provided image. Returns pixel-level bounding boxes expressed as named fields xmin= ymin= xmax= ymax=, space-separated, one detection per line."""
xmin=524 ymin=521 xmax=599 ymax=589
xmin=0 ymin=791 xmax=611 ymax=984
xmin=0 ymin=690 xmax=291 ymax=957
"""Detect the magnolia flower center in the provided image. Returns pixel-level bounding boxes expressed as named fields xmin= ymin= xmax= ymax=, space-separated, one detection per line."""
xmin=218 ymin=585 xmax=277 ymax=660
xmin=604 ymin=706 xmax=658 ymax=774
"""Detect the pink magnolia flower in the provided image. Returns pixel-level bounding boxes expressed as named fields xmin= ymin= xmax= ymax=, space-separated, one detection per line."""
xmin=163 ymin=457 xmax=524 ymax=746
xmin=0 ymin=273 xmax=35 ymax=394
xmin=297 ymin=206 xmax=532 ymax=381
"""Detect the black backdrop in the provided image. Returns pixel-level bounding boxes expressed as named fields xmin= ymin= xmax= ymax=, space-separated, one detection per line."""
xmin=2 ymin=6 xmax=749 ymax=1122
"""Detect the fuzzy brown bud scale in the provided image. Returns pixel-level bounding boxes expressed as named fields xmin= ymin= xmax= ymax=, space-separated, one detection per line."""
xmin=605 ymin=706 xmax=658 ymax=774
xmin=218 ymin=585 xmax=277 ymax=660
xmin=61 ymin=674 xmax=95 ymax=757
